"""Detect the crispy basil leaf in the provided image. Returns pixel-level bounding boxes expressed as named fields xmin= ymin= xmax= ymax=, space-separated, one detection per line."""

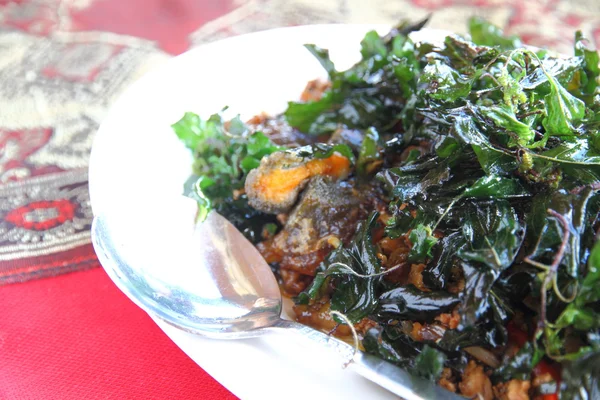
xmin=463 ymin=175 xmax=529 ymax=199
xmin=574 ymin=31 xmax=600 ymax=99
xmin=527 ymin=188 xmax=597 ymax=278
xmin=306 ymin=212 xmax=383 ymax=323
xmin=459 ymin=262 xmax=497 ymax=327
xmin=423 ymin=232 xmax=466 ymax=290
xmin=542 ymin=75 xmax=586 ymax=138
xmin=377 ymin=286 xmax=460 ymax=321
xmin=363 ymin=326 xmax=422 ymax=367
xmin=458 ymin=200 xmax=525 ymax=270
xmin=419 ymin=61 xmax=472 ymax=102
xmin=450 ymin=114 xmax=519 ymax=175
xmin=378 ymin=157 xmax=452 ymax=203
xmin=560 ymin=350 xmax=600 ymax=400
xmin=304 ymin=44 xmax=336 ymax=77
xmin=414 ymin=345 xmax=447 ymax=381
xmin=408 ymin=224 xmax=439 ymax=263
xmin=357 ymin=127 xmax=381 ymax=175
xmin=580 ymin=239 xmax=600 ymax=303
xmin=284 ymin=92 xmax=338 ymax=134
xmin=361 ymin=30 xmax=388 ymax=58
xmin=479 ymin=105 xmax=535 ymax=147
xmin=492 ymin=342 xmax=536 ymax=382
xmin=468 ymin=16 xmax=522 ymax=50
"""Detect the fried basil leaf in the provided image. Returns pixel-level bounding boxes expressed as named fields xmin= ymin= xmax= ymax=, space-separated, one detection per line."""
xmin=408 ymin=224 xmax=439 ymax=263
xmin=377 ymin=286 xmax=460 ymax=321
xmin=414 ymin=345 xmax=447 ymax=381
xmin=468 ymin=16 xmax=522 ymax=50
xmin=301 ymin=213 xmax=382 ymax=323
xmin=458 ymin=200 xmax=524 ymax=270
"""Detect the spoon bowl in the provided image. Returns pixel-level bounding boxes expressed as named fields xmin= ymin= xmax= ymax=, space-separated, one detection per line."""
xmin=92 ymin=208 xmax=283 ymax=338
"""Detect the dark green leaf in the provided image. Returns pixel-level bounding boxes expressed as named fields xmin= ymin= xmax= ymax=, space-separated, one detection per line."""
xmin=449 ymin=114 xmax=519 ymax=175
xmin=527 ymin=188 xmax=597 ymax=278
xmin=408 ymin=224 xmax=439 ymax=263
xmin=459 ymin=262 xmax=497 ymax=327
xmin=378 ymin=157 xmax=452 ymax=203
xmin=492 ymin=342 xmax=536 ymax=382
xmin=542 ymin=75 xmax=586 ymax=138
xmin=306 ymin=213 xmax=382 ymax=323
xmin=437 ymin=323 xmax=500 ymax=351
xmin=468 ymin=16 xmax=522 ymax=50
xmin=377 ymin=285 xmax=460 ymax=321
xmin=304 ymin=44 xmax=336 ymax=77
xmin=284 ymin=92 xmax=338 ymax=134
xmin=414 ymin=345 xmax=447 ymax=381
xmin=479 ymin=105 xmax=534 ymax=147
xmin=363 ymin=326 xmax=422 ymax=367
xmin=463 ymin=175 xmax=529 ymax=199
xmin=360 ymin=30 xmax=387 ymax=58
xmin=357 ymin=127 xmax=381 ymax=175
xmin=580 ymin=239 xmax=600 ymax=302
xmin=574 ymin=31 xmax=600 ymax=99
xmin=520 ymin=57 xmax=583 ymax=91
xmin=419 ymin=61 xmax=472 ymax=102
xmin=458 ymin=200 xmax=524 ymax=270
xmin=423 ymin=232 xmax=466 ymax=290
xmin=560 ymin=350 xmax=600 ymax=400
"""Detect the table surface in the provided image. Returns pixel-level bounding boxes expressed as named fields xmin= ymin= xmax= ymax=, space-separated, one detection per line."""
xmin=0 ymin=0 xmax=598 ymax=399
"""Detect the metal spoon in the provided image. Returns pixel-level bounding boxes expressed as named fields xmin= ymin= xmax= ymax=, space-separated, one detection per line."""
xmin=92 ymin=208 xmax=460 ymax=400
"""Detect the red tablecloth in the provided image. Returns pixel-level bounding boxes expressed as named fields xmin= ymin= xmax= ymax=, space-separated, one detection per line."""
xmin=0 ymin=0 xmax=598 ymax=399
xmin=0 ymin=267 xmax=237 ymax=400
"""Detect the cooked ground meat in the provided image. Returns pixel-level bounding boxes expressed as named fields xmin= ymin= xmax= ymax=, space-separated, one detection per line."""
xmin=493 ymin=380 xmax=531 ymax=400
xmin=435 ymin=309 xmax=461 ymax=329
xmin=279 ymin=269 xmax=314 ymax=296
xmin=438 ymin=368 xmax=458 ymax=393
xmin=459 ymin=360 xmax=493 ymax=400
xmin=294 ymin=297 xmax=378 ymax=340
xmin=293 ymin=297 xmax=352 ymax=337
xmin=407 ymin=263 xmax=430 ymax=292
xmin=300 ymin=79 xmax=331 ymax=102
xmin=408 ymin=321 xmax=446 ymax=342
xmin=353 ymin=318 xmax=379 ymax=337
xmin=377 ymin=236 xmax=411 ymax=284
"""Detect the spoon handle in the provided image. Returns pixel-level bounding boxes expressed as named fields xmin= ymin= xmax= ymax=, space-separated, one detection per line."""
xmin=270 ymin=319 xmax=461 ymax=400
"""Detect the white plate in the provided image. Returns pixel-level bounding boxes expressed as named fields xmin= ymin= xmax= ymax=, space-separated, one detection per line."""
xmin=89 ymin=24 xmax=448 ymax=400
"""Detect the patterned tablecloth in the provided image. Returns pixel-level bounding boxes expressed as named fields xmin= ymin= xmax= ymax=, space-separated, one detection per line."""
xmin=0 ymin=0 xmax=598 ymax=399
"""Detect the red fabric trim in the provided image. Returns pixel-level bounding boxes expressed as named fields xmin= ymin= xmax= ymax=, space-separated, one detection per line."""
xmin=0 ymin=244 xmax=98 ymax=284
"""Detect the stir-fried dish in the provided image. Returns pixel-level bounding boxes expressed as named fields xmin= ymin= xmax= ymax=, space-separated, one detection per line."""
xmin=172 ymin=18 xmax=600 ymax=400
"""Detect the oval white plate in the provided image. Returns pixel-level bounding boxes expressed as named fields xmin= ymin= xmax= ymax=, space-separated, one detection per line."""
xmin=89 ymin=24 xmax=448 ymax=400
